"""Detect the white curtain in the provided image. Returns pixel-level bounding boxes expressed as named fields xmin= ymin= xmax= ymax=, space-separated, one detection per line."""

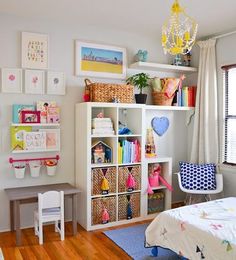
xmin=190 ymin=39 xmax=219 ymax=164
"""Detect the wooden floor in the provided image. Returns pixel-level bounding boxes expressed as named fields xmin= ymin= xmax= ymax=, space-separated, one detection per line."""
xmin=0 ymin=220 xmax=151 ymax=260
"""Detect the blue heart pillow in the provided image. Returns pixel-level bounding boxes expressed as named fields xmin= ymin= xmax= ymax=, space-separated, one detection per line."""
xmin=179 ymin=162 xmax=217 ymax=190
xmin=151 ymin=117 xmax=169 ymax=136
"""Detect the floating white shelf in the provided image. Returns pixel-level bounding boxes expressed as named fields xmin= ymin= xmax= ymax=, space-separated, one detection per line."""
xmin=129 ymin=61 xmax=198 ymax=74
xmin=12 ymin=149 xmax=60 ymax=154
xmin=11 ymin=123 xmax=60 ymax=127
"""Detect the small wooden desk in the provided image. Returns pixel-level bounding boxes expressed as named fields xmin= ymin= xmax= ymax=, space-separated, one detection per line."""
xmin=5 ymin=183 xmax=81 ymax=246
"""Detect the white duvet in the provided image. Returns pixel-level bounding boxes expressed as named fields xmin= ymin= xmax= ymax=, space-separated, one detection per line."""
xmin=145 ymin=197 xmax=236 ymax=260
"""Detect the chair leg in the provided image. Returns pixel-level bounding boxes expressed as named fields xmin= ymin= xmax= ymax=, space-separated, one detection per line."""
xmin=55 ymin=220 xmax=59 ymax=232
xmin=60 ymin=220 xmax=65 ymax=241
xmin=39 ymin=221 xmax=43 ymax=245
xmin=34 ymin=218 xmax=38 ymax=236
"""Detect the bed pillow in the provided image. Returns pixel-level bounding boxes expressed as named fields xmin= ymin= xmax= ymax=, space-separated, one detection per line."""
xmin=179 ymin=162 xmax=217 ymax=190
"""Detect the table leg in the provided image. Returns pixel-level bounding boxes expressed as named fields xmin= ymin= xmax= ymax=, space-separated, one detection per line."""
xmin=14 ymin=200 xmax=21 ymax=246
xmin=72 ymin=194 xmax=77 ymax=235
xmin=10 ymin=201 xmax=14 ymax=231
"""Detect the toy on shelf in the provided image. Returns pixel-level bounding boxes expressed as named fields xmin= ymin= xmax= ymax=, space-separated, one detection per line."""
xmin=126 ymin=167 xmax=136 ymax=192
xmin=102 ymin=207 xmax=110 ymax=224
xmin=100 ymin=168 xmax=109 ymax=194
xmin=91 ymin=141 xmax=112 ymax=164
xmin=134 ymin=49 xmax=148 ymax=62
xmin=145 ymin=128 xmax=156 ymax=157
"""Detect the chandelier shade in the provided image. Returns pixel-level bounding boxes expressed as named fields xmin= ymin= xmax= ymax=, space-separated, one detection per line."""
xmin=162 ymin=0 xmax=198 ymax=55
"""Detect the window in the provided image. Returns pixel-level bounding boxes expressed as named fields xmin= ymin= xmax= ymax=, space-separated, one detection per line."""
xmin=222 ymin=64 xmax=236 ymax=164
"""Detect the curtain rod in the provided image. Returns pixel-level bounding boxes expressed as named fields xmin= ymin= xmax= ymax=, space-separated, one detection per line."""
xmin=199 ymin=29 xmax=236 ymax=41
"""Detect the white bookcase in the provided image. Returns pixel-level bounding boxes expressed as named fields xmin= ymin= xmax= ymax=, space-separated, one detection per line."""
xmin=75 ymin=102 xmax=175 ymax=231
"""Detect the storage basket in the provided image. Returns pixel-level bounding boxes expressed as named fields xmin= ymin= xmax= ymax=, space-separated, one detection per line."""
xmin=148 ymin=191 xmax=165 ymax=214
xmin=85 ymin=79 xmax=134 ymax=103
xmin=118 ymin=165 xmax=141 ymax=192
xmin=91 ymin=167 xmax=116 ymax=195
xmin=152 ymin=92 xmax=174 ymax=106
xmin=91 ymin=196 xmax=116 ymax=225
xmin=118 ymin=192 xmax=140 ymax=220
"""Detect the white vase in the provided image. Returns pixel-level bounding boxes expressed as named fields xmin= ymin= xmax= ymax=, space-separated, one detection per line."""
xmin=14 ymin=166 xmax=25 ymax=179
xmin=46 ymin=165 xmax=57 ymax=176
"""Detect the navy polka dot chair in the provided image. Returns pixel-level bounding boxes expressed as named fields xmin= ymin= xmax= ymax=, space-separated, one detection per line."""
xmin=175 ymin=162 xmax=223 ymax=205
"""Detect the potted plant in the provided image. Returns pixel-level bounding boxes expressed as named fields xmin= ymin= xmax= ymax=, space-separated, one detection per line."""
xmin=126 ymin=73 xmax=150 ymax=104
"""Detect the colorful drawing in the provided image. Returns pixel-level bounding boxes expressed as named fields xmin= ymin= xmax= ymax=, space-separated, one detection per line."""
xmin=47 ymin=106 xmax=60 ymax=123
xmin=36 ymin=101 xmax=57 ymax=123
xmin=23 ymin=131 xmax=46 ymax=150
xmin=75 ymin=41 xmax=126 ymax=79
xmin=11 ymin=126 xmax=32 ymax=150
xmin=12 ymin=104 xmax=35 ymax=123
xmin=39 ymin=129 xmax=60 ymax=150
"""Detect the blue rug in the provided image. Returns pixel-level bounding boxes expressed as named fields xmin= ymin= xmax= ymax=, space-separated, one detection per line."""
xmin=103 ymin=224 xmax=179 ymax=260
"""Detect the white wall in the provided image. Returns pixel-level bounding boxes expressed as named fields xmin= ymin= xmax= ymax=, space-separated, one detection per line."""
xmin=216 ymin=34 xmax=236 ymax=197
xmin=0 ymin=13 xmax=191 ymax=231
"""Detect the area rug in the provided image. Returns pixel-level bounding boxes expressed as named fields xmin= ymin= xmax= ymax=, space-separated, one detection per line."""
xmin=103 ymin=224 xmax=179 ymax=260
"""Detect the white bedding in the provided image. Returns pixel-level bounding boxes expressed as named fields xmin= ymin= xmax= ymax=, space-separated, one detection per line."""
xmin=145 ymin=197 xmax=236 ymax=260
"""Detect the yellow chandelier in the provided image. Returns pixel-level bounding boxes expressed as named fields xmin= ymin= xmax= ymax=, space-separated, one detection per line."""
xmin=162 ymin=0 xmax=198 ymax=55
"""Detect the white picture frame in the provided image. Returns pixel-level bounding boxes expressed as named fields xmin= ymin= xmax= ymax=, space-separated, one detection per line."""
xmin=39 ymin=128 xmax=60 ymax=151
xmin=25 ymin=69 xmax=45 ymax=94
xmin=47 ymin=71 xmax=65 ymax=95
xmin=75 ymin=40 xmax=127 ymax=79
xmin=23 ymin=131 xmax=46 ymax=151
xmin=1 ymin=68 xmax=22 ymax=93
xmin=21 ymin=32 xmax=49 ymax=70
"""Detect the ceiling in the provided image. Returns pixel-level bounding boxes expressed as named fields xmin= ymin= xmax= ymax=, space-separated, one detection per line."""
xmin=0 ymin=0 xmax=236 ymax=39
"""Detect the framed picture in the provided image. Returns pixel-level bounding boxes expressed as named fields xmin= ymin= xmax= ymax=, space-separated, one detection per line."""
xmin=21 ymin=32 xmax=49 ymax=69
xmin=75 ymin=40 xmax=127 ymax=79
xmin=39 ymin=129 xmax=60 ymax=150
xmin=47 ymin=71 xmax=65 ymax=95
xmin=21 ymin=111 xmax=40 ymax=123
xmin=12 ymin=104 xmax=36 ymax=123
xmin=25 ymin=69 xmax=45 ymax=94
xmin=1 ymin=68 xmax=22 ymax=93
xmin=23 ymin=131 xmax=46 ymax=150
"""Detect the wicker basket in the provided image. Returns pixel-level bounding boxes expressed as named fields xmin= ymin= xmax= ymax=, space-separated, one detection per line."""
xmin=118 ymin=165 xmax=141 ymax=192
xmin=118 ymin=192 xmax=140 ymax=220
xmin=85 ymin=79 xmax=134 ymax=103
xmin=91 ymin=196 xmax=116 ymax=225
xmin=152 ymin=92 xmax=174 ymax=106
xmin=148 ymin=191 xmax=165 ymax=214
xmin=91 ymin=167 xmax=116 ymax=196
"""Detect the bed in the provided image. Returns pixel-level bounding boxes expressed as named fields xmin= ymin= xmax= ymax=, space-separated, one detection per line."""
xmin=145 ymin=197 xmax=236 ymax=260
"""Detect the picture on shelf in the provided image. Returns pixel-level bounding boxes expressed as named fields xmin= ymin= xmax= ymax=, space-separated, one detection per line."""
xmin=11 ymin=126 xmax=32 ymax=151
xmin=75 ymin=40 xmax=126 ymax=79
xmin=47 ymin=106 xmax=60 ymax=123
xmin=21 ymin=110 xmax=40 ymax=123
xmin=12 ymin=104 xmax=35 ymax=123
xmin=91 ymin=141 xmax=112 ymax=164
xmin=36 ymin=101 xmax=57 ymax=123
xmin=39 ymin=129 xmax=60 ymax=150
xmin=1 ymin=68 xmax=22 ymax=93
xmin=23 ymin=131 xmax=46 ymax=150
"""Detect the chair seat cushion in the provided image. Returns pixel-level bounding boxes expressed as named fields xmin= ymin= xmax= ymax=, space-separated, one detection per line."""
xmin=179 ymin=162 xmax=217 ymax=190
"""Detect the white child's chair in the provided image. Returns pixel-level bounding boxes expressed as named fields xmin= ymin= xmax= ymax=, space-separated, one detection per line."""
xmin=34 ymin=190 xmax=64 ymax=245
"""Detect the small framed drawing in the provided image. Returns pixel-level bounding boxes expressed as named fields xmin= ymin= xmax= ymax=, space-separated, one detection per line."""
xmin=23 ymin=131 xmax=46 ymax=150
xmin=21 ymin=111 xmax=41 ymax=123
xmin=75 ymin=40 xmax=127 ymax=79
xmin=25 ymin=69 xmax=45 ymax=94
xmin=39 ymin=129 xmax=60 ymax=151
xmin=21 ymin=32 xmax=49 ymax=69
xmin=1 ymin=68 xmax=22 ymax=93
xmin=47 ymin=71 xmax=65 ymax=95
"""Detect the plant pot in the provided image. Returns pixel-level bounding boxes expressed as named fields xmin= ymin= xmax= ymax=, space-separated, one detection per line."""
xmin=14 ymin=166 xmax=26 ymax=179
xmin=29 ymin=162 xmax=41 ymax=178
xmin=46 ymin=165 xmax=57 ymax=176
xmin=135 ymin=94 xmax=147 ymax=104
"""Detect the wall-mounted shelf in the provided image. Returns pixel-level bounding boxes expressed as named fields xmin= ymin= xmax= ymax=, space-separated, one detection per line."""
xmin=129 ymin=62 xmax=198 ymax=74
xmin=11 ymin=123 xmax=60 ymax=127
xmin=12 ymin=149 xmax=60 ymax=154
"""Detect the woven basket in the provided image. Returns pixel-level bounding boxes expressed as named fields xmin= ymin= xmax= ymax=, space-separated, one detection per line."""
xmin=118 ymin=165 xmax=141 ymax=192
xmin=118 ymin=192 xmax=140 ymax=220
xmin=85 ymin=79 xmax=134 ymax=103
xmin=152 ymin=92 xmax=174 ymax=106
xmin=91 ymin=196 xmax=116 ymax=225
xmin=148 ymin=191 xmax=165 ymax=214
xmin=91 ymin=167 xmax=116 ymax=196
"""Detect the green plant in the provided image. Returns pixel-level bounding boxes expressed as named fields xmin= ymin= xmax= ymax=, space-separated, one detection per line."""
xmin=126 ymin=73 xmax=151 ymax=94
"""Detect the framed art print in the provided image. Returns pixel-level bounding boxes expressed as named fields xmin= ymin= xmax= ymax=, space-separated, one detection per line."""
xmin=21 ymin=32 xmax=49 ymax=69
xmin=23 ymin=131 xmax=46 ymax=151
xmin=25 ymin=69 xmax=45 ymax=94
xmin=21 ymin=111 xmax=40 ymax=123
xmin=39 ymin=128 xmax=60 ymax=151
xmin=75 ymin=41 xmax=127 ymax=79
xmin=47 ymin=71 xmax=65 ymax=95
xmin=1 ymin=68 xmax=22 ymax=93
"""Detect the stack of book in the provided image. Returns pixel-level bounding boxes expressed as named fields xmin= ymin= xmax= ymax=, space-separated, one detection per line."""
xmin=118 ymin=139 xmax=141 ymax=164
xmin=92 ymin=118 xmax=114 ymax=135
xmin=176 ymin=86 xmax=197 ymax=107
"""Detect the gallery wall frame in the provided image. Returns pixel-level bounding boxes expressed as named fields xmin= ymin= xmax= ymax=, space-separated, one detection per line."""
xmin=1 ymin=68 xmax=22 ymax=93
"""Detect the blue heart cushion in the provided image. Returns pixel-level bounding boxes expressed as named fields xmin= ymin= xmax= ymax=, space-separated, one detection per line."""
xmin=151 ymin=117 xmax=169 ymax=136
